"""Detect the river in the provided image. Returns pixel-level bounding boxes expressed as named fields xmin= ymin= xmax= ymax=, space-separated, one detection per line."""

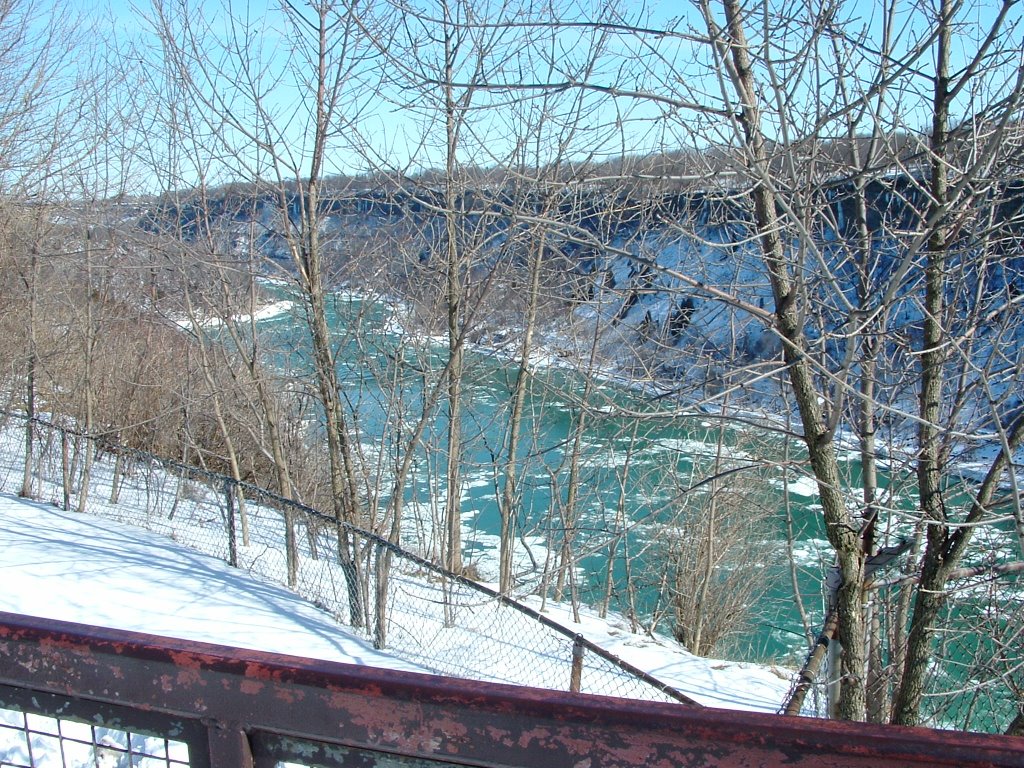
xmin=251 ymin=288 xmax=900 ymax=659
xmin=247 ymin=285 xmax=1019 ymax=730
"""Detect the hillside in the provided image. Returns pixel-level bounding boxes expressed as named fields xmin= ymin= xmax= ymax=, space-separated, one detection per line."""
xmin=145 ymin=178 xmax=1024 ymax=418
xmin=0 ymin=420 xmax=796 ymax=716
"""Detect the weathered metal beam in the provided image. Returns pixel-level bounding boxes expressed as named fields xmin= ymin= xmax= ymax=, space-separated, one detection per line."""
xmin=206 ymin=720 xmax=255 ymax=768
xmin=0 ymin=611 xmax=1022 ymax=768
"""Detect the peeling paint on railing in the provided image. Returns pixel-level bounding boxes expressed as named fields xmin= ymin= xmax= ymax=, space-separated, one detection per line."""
xmin=1 ymin=612 xmax=1023 ymax=767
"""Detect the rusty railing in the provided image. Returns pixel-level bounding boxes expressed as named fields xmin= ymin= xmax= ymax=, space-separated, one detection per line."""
xmin=2 ymin=612 xmax=1024 ymax=768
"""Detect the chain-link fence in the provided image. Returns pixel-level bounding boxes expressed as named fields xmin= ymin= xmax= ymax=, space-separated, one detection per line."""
xmin=0 ymin=412 xmax=696 ymax=705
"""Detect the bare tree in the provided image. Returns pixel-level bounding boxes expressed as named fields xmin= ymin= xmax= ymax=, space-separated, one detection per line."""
xmin=664 ymin=417 xmax=774 ymax=657
xmin=890 ymin=0 xmax=1024 ymax=722
xmin=443 ymin=0 xmax=1024 ymax=729
xmin=0 ymin=0 xmax=90 ymax=495
xmin=150 ymin=0 xmax=393 ymax=625
xmin=22 ymin=0 xmax=1018 ymax=732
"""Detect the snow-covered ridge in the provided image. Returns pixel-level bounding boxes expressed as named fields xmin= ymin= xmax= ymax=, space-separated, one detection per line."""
xmin=155 ymin=181 xmax=1024 ymax=435
xmin=169 ymin=299 xmax=296 ymax=330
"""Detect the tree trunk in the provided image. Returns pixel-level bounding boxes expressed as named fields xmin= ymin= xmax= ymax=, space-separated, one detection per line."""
xmin=892 ymin=0 xmax=952 ymax=723
xmin=498 ymin=232 xmax=544 ymax=593
xmin=717 ymin=0 xmax=866 ymax=719
xmin=20 ymin=238 xmax=39 ymax=500
xmin=1007 ymin=711 xmax=1024 ymax=738
xmin=442 ymin=14 xmax=466 ymax=577
xmin=286 ymin=6 xmax=366 ymax=628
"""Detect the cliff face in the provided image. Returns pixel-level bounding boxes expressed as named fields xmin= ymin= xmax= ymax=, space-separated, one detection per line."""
xmin=144 ymin=176 xmax=1024 ymax=425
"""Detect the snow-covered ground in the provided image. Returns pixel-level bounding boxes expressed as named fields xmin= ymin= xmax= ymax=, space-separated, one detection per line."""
xmin=0 ymin=410 xmax=801 ymax=768
xmin=169 ymin=299 xmax=297 ymax=330
xmin=0 ymin=494 xmax=426 ymax=672
xmin=0 ymin=489 xmax=794 ymax=712
xmin=0 ymin=409 xmax=811 ymax=768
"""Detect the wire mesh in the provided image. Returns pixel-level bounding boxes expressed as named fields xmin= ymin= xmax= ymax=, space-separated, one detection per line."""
xmin=0 ymin=706 xmax=192 ymax=768
xmin=0 ymin=414 xmax=691 ymax=706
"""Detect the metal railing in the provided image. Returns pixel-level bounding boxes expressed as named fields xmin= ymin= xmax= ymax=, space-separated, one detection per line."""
xmin=3 ymin=611 xmax=1023 ymax=768
xmin=0 ymin=411 xmax=696 ymax=705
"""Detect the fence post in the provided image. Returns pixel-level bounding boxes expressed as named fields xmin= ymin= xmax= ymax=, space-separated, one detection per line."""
xmin=285 ymin=509 xmax=298 ymax=588
xmin=374 ymin=542 xmax=389 ymax=650
xmin=224 ymin=479 xmax=238 ymax=568
xmin=61 ymin=429 xmax=71 ymax=512
xmin=20 ymin=415 xmax=34 ymax=498
xmin=570 ymin=634 xmax=585 ymax=693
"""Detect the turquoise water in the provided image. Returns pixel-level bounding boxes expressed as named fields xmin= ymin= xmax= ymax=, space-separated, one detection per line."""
xmin=245 ymin=288 xmax=872 ymax=660
xmin=248 ymin=286 xmax=1020 ymax=719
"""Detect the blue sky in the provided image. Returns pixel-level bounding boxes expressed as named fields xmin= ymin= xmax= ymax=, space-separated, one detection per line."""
xmin=53 ymin=0 xmax=1024 ymax=193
